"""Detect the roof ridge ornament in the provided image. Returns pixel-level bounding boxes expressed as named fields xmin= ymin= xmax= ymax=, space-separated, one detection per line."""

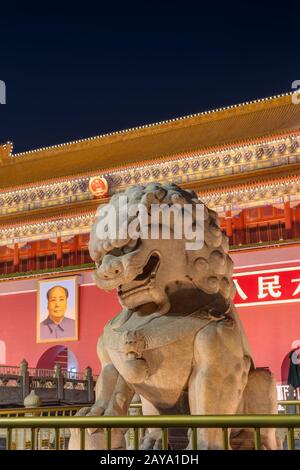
xmin=0 ymin=142 xmax=13 ymax=164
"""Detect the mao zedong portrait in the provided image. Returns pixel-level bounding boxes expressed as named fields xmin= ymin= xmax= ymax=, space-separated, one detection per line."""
xmin=40 ymin=285 xmax=76 ymax=340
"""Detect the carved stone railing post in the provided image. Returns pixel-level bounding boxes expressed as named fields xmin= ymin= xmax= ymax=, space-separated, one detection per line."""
xmin=85 ymin=366 xmax=94 ymax=403
xmin=19 ymin=359 xmax=30 ymax=400
xmin=54 ymin=363 xmax=64 ymax=401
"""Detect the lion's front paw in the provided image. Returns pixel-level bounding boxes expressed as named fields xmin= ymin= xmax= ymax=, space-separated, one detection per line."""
xmin=69 ymin=406 xmax=92 ymax=439
xmin=68 ymin=404 xmax=126 ymax=450
xmin=140 ymin=430 xmax=164 ymax=450
xmin=85 ymin=404 xmax=106 ymax=434
xmin=76 ymin=406 xmax=93 ymax=416
xmin=68 ymin=404 xmax=105 ymax=441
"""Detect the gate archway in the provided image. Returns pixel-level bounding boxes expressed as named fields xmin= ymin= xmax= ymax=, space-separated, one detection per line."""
xmin=36 ymin=345 xmax=78 ymax=373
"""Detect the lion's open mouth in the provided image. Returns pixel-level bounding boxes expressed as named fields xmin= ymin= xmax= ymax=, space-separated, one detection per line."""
xmin=118 ymin=253 xmax=160 ymax=297
xmin=134 ymin=253 xmax=160 ymax=281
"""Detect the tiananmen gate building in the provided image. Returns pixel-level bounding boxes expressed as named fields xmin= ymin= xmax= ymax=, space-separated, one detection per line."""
xmin=1 ymin=92 xmax=300 ymax=400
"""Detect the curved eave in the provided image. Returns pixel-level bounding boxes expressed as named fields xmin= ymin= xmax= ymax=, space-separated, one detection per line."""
xmin=0 ymin=92 xmax=299 ymax=191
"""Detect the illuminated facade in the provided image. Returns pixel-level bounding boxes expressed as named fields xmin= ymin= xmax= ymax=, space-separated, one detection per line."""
xmin=0 ymin=92 xmax=300 ymax=395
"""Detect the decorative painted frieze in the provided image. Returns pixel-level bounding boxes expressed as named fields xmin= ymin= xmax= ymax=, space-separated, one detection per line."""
xmin=200 ymin=177 xmax=300 ymax=213
xmin=0 ymin=213 xmax=94 ymax=246
xmin=1 ymin=133 xmax=300 ymax=217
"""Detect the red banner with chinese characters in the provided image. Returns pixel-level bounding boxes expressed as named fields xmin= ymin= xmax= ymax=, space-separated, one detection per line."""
xmin=233 ymin=266 xmax=300 ymax=307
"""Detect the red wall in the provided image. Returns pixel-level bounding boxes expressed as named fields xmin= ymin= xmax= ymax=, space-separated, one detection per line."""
xmin=231 ymin=244 xmax=300 ymax=383
xmin=0 ymin=243 xmax=300 ymax=382
xmin=0 ymin=280 xmax=120 ymax=374
xmin=238 ymin=302 xmax=299 ymax=382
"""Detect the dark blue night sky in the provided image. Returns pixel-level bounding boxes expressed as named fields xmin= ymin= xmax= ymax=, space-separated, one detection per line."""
xmin=0 ymin=3 xmax=299 ymax=152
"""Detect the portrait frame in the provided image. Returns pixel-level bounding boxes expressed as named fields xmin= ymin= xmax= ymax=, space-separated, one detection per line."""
xmin=36 ymin=276 xmax=79 ymax=343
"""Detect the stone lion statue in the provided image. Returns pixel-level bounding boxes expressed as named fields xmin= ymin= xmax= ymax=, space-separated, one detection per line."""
xmin=69 ymin=182 xmax=279 ymax=450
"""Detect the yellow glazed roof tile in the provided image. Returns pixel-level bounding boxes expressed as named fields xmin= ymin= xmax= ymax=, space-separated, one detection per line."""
xmin=0 ymin=92 xmax=299 ymax=190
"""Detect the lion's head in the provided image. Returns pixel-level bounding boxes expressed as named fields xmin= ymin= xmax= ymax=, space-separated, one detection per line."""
xmin=89 ymin=183 xmax=235 ymax=314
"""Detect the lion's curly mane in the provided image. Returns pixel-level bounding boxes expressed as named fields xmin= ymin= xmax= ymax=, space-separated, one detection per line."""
xmin=89 ymin=182 xmax=235 ymax=300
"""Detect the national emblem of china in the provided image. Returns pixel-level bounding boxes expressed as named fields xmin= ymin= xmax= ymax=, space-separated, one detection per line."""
xmin=88 ymin=176 xmax=108 ymax=198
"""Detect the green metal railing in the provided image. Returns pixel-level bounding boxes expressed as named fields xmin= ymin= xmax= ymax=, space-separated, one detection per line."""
xmin=0 ymin=403 xmax=143 ymax=418
xmin=278 ymin=400 xmax=300 ymax=414
xmin=0 ymin=404 xmax=143 ymax=450
xmin=0 ymin=414 xmax=300 ymax=450
xmin=0 ymin=400 xmax=294 ymax=418
xmin=0 ymin=405 xmax=82 ymax=418
xmin=0 ymin=401 xmax=299 ymax=450
xmin=0 ymin=406 xmax=82 ymax=449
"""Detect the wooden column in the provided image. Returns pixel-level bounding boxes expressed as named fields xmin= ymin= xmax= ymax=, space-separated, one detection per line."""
xmin=284 ymin=201 xmax=293 ymax=239
xmin=56 ymin=236 xmax=62 ymax=267
xmin=240 ymin=209 xmax=246 ymax=245
xmin=294 ymin=204 xmax=300 ymax=238
xmin=32 ymin=241 xmax=37 ymax=271
xmin=13 ymin=243 xmax=19 ymax=272
xmin=235 ymin=209 xmax=246 ymax=245
xmin=74 ymin=235 xmax=79 ymax=265
xmin=225 ymin=209 xmax=233 ymax=243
